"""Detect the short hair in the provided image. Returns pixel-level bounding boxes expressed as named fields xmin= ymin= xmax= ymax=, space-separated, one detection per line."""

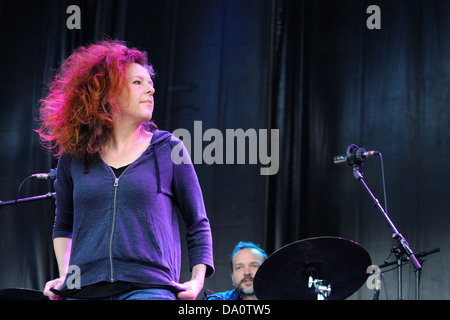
xmin=229 ymin=241 xmax=268 ymax=272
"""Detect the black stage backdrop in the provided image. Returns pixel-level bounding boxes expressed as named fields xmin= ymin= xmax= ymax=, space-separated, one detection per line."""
xmin=0 ymin=0 xmax=448 ymax=300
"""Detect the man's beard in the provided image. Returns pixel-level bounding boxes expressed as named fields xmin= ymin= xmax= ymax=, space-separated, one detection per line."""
xmin=236 ymin=276 xmax=255 ymax=296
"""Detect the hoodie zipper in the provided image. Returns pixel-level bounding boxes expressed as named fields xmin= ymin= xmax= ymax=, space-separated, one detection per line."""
xmin=108 ymin=165 xmax=131 ymax=282
xmin=105 ymin=131 xmax=164 ymax=282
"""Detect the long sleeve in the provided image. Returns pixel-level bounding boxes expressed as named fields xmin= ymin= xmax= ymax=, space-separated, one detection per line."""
xmin=171 ymin=139 xmax=215 ymax=278
xmin=52 ymin=154 xmax=74 ymax=239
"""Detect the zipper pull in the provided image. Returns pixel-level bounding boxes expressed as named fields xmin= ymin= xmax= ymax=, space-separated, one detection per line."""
xmin=114 ymin=178 xmax=119 ymax=187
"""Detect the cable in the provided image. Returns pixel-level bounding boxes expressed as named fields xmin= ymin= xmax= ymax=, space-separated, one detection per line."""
xmin=378 ymin=153 xmax=388 ymax=215
xmin=14 ymin=175 xmax=34 ymax=204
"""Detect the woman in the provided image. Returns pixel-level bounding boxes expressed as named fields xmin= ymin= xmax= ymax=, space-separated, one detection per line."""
xmin=37 ymin=40 xmax=214 ymax=300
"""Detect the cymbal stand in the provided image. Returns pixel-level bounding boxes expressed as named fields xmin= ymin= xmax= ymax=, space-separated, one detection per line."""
xmin=352 ymin=165 xmax=422 ymax=299
xmin=378 ymin=247 xmax=440 ymax=300
xmin=308 ymin=276 xmax=331 ymax=300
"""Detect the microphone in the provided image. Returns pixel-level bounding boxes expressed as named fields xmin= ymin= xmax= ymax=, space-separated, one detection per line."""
xmin=334 ymin=144 xmax=379 ymax=166
xmin=31 ymin=168 xmax=57 ymax=180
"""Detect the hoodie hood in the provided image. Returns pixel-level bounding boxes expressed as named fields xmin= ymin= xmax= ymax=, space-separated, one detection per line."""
xmin=83 ymin=130 xmax=177 ymax=193
xmin=148 ymin=129 xmax=173 ymax=148
xmin=147 ymin=130 xmax=175 ymax=193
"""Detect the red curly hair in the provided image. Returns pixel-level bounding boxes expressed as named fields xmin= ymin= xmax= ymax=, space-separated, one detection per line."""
xmin=36 ymin=39 xmax=156 ymax=159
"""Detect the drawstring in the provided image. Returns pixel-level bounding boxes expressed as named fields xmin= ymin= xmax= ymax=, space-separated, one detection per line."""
xmin=151 ymin=145 xmax=162 ymax=193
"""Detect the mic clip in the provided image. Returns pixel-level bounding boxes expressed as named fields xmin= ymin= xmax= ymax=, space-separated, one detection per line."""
xmin=346 ymin=144 xmax=378 ymax=167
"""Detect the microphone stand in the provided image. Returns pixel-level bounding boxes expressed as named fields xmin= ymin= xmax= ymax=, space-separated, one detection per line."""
xmin=351 ymin=165 xmax=422 ymax=300
xmin=0 ymin=192 xmax=55 ymax=209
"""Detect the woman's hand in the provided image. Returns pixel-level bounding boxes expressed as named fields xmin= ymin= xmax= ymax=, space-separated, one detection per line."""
xmin=43 ymin=277 xmax=65 ymax=300
xmin=173 ymin=278 xmax=204 ymax=300
xmin=173 ymin=264 xmax=207 ymax=300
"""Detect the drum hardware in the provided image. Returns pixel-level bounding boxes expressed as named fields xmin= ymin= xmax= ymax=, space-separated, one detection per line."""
xmin=377 ymin=246 xmax=440 ymax=300
xmin=308 ymin=276 xmax=331 ymax=300
xmin=254 ymin=236 xmax=372 ymax=300
xmin=306 ymin=265 xmax=331 ymax=300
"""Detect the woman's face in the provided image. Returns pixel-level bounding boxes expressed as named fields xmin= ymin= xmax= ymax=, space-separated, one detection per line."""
xmin=116 ymin=63 xmax=155 ymax=125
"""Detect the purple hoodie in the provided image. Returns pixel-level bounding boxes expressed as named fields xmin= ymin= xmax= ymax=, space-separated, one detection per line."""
xmin=52 ymin=130 xmax=214 ymax=294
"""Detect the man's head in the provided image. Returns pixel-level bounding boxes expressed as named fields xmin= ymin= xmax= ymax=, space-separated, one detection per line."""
xmin=229 ymin=242 xmax=268 ymax=299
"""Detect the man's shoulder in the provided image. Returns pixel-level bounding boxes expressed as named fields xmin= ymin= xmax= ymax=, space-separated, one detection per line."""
xmin=204 ymin=289 xmax=241 ymax=300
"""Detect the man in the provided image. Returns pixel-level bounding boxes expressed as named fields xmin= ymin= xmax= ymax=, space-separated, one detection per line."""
xmin=205 ymin=241 xmax=267 ymax=300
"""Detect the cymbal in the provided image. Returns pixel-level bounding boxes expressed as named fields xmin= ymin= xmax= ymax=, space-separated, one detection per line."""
xmin=254 ymin=236 xmax=371 ymax=300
